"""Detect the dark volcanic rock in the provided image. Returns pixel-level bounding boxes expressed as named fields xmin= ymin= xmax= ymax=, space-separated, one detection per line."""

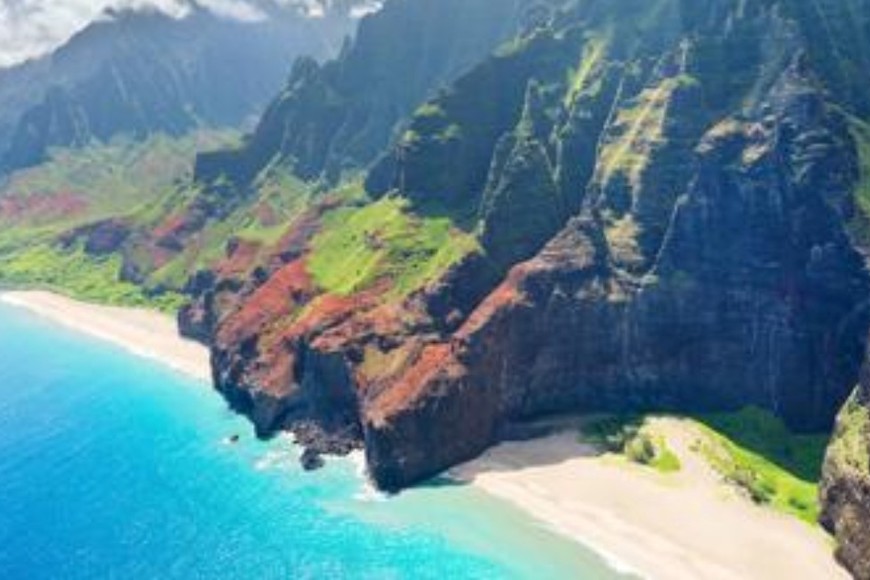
xmin=300 ymin=448 xmax=325 ymax=471
xmin=58 ymin=218 xmax=132 ymax=256
xmin=178 ymin=296 xmax=216 ymax=345
xmin=211 ymin=295 xmax=365 ymax=452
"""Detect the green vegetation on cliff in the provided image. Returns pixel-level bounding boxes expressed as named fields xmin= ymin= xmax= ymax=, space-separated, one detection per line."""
xmin=597 ymin=76 xmax=680 ymax=188
xmin=0 ymin=132 xmax=239 ymax=253
xmin=0 ymin=244 xmax=183 ymax=312
xmin=208 ymin=0 xmax=553 ymax=188
xmin=820 ymin=390 xmax=870 ymax=580
xmin=564 ymin=35 xmax=608 ymax=108
xmin=145 ymin=168 xmax=316 ymax=290
xmin=308 ymin=196 xmax=479 ymax=297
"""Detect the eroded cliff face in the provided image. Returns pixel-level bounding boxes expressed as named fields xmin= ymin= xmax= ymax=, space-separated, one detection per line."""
xmin=178 ymin=0 xmax=870 ymax=499
xmin=361 ymin=2 xmax=870 ymax=488
xmin=369 ymin=68 xmax=870 ymax=482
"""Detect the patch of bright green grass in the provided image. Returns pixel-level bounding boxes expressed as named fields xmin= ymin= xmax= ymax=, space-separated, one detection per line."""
xmin=649 ymin=440 xmax=682 ymax=473
xmin=623 ymin=431 xmax=682 ymax=473
xmin=597 ymin=76 xmax=686 ymax=188
xmin=580 ymin=415 xmax=682 ymax=474
xmin=0 ymin=244 xmax=183 ymax=312
xmin=307 ymin=196 xmax=479 ymax=298
xmin=694 ymin=407 xmax=829 ymax=523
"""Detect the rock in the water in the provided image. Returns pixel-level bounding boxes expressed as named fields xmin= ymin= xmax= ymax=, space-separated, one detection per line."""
xmin=300 ymin=448 xmax=325 ymax=471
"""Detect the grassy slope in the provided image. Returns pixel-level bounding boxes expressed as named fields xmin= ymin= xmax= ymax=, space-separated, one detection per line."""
xmin=0 ymin=132 xmax=239 ymax=309
xmin=146 ymin=169 xmax=319 ymax=290
xmin=0 ymin=128 xmax=474 ymax=310
xmin=0 ymin=245 xmax=184 ymax=312
xmin=0 ymin=132 xmax=239 ymax=246
xmin=694 ymin=408 xmax=828 ymax=524
xmin=307 ymin=195 xmax=480 ymax=298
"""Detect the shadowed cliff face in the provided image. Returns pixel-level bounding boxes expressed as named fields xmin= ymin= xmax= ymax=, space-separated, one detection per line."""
xmin=363 ymin=61 xmax=870 ymax=487
xmin=177 ymin=0 xmax=870 ymax=508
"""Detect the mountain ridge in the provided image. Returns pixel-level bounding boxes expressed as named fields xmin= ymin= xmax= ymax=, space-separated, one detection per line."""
xmin=0 ymin=3 xmax=363 ymax=174
xmin=3 ymin=1 xmax=870 ymax=576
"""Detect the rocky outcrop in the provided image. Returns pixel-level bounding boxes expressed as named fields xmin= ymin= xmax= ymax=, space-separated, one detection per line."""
xmin=363 ymin=344 xmax=500 ymax=491
xmin=177 ymin=271 xmax=219 ymax=344
xmin=58 ymin=218 xmax=132 ymax=256
xmin=821 ymin=385 xmax=870 ymax=580
xmin=478 ymin=84 xmax=567 ymax=269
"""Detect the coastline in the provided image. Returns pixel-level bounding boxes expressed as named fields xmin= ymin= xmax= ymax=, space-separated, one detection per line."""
xmin=0 ymin=290 xmax=211 ymax=382
xmin=452 ymin=419 xmax=847 ymax=580
xmin=0 ymin=291 xmax=846 ymax=579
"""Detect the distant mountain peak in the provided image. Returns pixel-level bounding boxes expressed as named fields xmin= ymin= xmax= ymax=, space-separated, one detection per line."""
xmin=0 ymin=0 xmax=364 ymax=173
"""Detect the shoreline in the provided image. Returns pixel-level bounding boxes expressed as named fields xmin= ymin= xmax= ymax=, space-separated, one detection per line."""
xmin=452 ymin=420 xmax=847 ymax=580
xmin=0 ymin=290 xmax=847 ymax=579
xmin=0 ymin=290 xmax=211 ymax=382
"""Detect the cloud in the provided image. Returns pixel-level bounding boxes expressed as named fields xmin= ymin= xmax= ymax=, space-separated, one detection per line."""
xmin=0 ymin=0 xmax=293 ymax=68
xmin=195 ymin=0 xmax=267 ymax=22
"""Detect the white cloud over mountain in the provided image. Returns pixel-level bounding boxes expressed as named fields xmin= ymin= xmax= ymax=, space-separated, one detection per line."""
xmin=0 ymin=0 xmax=370 ymax=68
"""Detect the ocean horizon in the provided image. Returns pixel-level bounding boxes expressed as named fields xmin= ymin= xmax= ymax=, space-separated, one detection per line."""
xmin=0 ymin=302 xmax=631 ymax=579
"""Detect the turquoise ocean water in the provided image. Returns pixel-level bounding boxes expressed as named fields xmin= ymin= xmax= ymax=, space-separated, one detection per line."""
xmin=0 ymin=302 xmax=630 ymax=579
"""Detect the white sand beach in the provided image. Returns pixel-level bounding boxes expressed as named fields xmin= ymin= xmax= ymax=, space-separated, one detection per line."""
xmin=0 ymin=291 xmax=211 ymax=382
xmin=453 ymin=418 xmax=847 ymax=580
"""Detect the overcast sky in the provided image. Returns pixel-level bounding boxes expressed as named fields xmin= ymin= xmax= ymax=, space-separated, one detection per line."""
xmin=0 ymin=0 xmax=348 ymax=68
